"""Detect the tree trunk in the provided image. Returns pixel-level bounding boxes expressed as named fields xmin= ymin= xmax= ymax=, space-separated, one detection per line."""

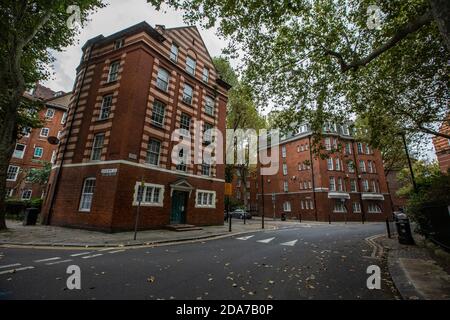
xmin=430 ymin=0 xmax=450 ymax=52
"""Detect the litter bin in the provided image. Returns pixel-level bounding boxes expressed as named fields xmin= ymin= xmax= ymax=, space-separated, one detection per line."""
xmin=395 ymin=216 xmax=415 ymax=245
xmin=281 ymin=213 xmax=286 ymax=221
xmin=23 ymin=208 xmax=39 ymax=226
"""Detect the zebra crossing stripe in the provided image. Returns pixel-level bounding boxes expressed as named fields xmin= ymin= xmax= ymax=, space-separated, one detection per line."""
xmin=0 ymin=263 xmax=21 ymax=269
xmin=281 ymin=240 xmax=298 ymax=247
xmin=236 ymin=235 xmax=255 ymax=241
xmin=0 ymin=266 xmax=34 ymax=275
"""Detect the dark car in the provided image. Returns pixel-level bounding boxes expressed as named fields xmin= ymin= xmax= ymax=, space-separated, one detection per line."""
xmin=230 ymin=209 xmax=252 ymax=219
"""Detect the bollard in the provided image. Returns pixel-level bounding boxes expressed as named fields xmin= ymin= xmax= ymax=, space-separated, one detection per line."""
xmin=386 ymin=218 xmax=391 ymax=238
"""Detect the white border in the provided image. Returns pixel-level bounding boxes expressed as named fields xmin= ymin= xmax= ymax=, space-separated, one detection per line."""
xmin=132 ymin=182 xmax=165 ymax=207
xmin=195 ymin=189 xmax=216 ymax=208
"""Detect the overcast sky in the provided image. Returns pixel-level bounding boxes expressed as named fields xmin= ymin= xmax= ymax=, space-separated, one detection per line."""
xmin=43 ymin=0 xmax=228 ymax=92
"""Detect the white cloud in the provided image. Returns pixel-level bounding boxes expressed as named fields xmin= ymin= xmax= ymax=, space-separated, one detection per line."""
xmin=42 ymin=0 xmax=229 ymax=92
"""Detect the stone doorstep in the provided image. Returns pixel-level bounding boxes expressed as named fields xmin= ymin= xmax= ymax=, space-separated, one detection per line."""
xmin=164 ymin=224 xmax=203 ymax=232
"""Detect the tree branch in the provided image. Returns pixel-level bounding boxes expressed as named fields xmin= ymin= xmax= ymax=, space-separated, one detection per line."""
xmin=324 ymin=10 xmax=433 ymax=72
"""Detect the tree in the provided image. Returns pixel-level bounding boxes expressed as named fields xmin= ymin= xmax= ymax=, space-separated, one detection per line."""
xmin=0 ymin=0 xmax=105 ymax=230
xmin=27 ymin=162 xmax=52 ymax=188
xmin=148 ymin=0 xmax=449 ymax=148
xmin=213 ymin=57 xmax=266 ymax=210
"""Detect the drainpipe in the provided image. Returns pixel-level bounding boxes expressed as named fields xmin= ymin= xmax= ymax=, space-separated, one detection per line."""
xmin=44 ymin=44 xmax=95 ymax=225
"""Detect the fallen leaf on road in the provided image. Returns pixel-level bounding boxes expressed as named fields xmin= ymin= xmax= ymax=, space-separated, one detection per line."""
xmin=147 ymin=276 xmax=155 ymax=283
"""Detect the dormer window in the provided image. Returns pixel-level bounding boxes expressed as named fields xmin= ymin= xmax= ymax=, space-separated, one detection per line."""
xmin=114 ymin=39 xmax=124 ymax=49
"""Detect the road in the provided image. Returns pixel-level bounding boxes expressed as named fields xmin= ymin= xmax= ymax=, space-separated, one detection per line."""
xmin=0 ymin=222 xmax=399 ymax=300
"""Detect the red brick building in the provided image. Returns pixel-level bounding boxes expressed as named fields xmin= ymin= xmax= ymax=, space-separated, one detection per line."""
xmin=385 ymin=169 xmax=407 ymax=212
xmin=433 ymin=117 xmax=450 ymax=173
xmin=6 ymin=84 xmax=69 ymax=200
xmin=233 ymin=124 xmax=393 ymax=222
xmin=41 ymin=22 xmax=230 ymax=232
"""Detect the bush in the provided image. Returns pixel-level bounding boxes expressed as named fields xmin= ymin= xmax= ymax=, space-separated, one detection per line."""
xmin=4 ymin=198 xmax=43 ymax=221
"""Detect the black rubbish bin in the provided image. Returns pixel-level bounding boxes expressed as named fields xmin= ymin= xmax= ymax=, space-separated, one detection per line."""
xmin=23 ymin=208 xmax=39 ymax=226
xmin=395 ymin=216 xmax=415 ymax=245
xmin=281 ymin=213 xmax=286 ymax=221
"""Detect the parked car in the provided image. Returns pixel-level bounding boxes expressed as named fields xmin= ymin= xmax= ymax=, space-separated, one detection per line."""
xmin=230 ymin=209 xmax=252 ymax=219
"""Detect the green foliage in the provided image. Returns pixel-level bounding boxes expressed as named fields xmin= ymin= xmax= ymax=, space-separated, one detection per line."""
xmin=149 ymin=0 xmax=449 ymax=148
xmin=397 ymin=160 xmax=441 ymax=196
xmin=27 ymin=162 xmax=52 ymax=186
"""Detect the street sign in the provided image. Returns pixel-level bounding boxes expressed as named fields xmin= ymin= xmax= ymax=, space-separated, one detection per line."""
xmin=224 ymin=183 xmax=232 ymax=196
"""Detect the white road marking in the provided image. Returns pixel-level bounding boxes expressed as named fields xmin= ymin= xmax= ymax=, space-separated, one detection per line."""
xmin=108 ymin=250 xmax=126 ymax=254
xmin=257 ymin=237 xmax=275 ymax=244
xmin=98 ymin=248 xmax=119 ymax=252
xmin=34 ymin=257 xmax=60 ymax=263
xmin=0 ymin=266 xmax=34 ymax=275
xmin=0 ymin=263 xmax=21 ymax=269
xmin=82 ymin=254 xmax=103 ymax=259
xmin=70 ymin=252 xmax=92 ymax=257
xmin=281 ymin=240 xmax=298 ymax=247
xmin=236 ymin=235 xmax=255 ymax=241
xmin=46 ymin=259 xmax=73 ymax=266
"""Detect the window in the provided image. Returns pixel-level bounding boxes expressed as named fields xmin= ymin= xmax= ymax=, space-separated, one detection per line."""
xmin=203 ymin=122 xmax=213 ymax=144
xmin=114 ymin=38 xmax=124 ymax=49
xmin=99 ymin=95 xmax=113 ymax=120
xmin=348 ymin=160 xmax=355 ymax=173
xmin=34 ymin=147 xmax=43 ymax=158
xmin=6 ymin=165 xmax=20 ymax=181
xmin=308 ymin=181 xmax=312 ymax=189
xmin=329 ymin=177 xmax=336 ymax=191
xmin=156 ymin=68 xmax=170 ymax=92
xmin=186 ymin=56 xmax=196 ymax=75
xmin=362 ymin=179 xmax=369 ymax=192
xmin=91 ymin=133 xmax=105 ymax=161
xmin=282 ymin=146 xmax=287 ymax=158
xmin=335 ymin=158 xmax=341 ymax=171
xmin=368 ymin=203 xmax=382 ymax=213
xmin=372 ymin=180 xmax=378 ymax=193
xmin=350 ymin=179 xmax=357 ymax=192
xmin=282 ymin=163 xmax=288 ymax=175
xmin=5 ymin=188 xmax=14 ymax=198
xmin=170 ymin=43 xmax=179 ymax=62
xmin=196 ymin=190 xmax=215 ymax=208
xmin=337 ymin=177 xmax=344 ymax=191
xmin=300 ymin=200 xmax=305 ymax=209
xmin=176 ymin=148 xmax=187 ymax=172
xmin=13 ymin=143 xmax=26 ymax=159
xmin=359 ymin=160 xmax=366 ymax=173
xmin=325 ymin=138 xmax=331 ymax=150
xmin=107 ymin=61 xmax=120 ymax=82
xmin=61 ymin=112 xmax=68 ymax=124
xmin=283 ymin=181 xmax=289 ymax=192
xmin=303 ymin=181 xmax=308 ymax=189
xmin=205 ymin=96 xmax=215 ymax=116
xmin=57 ymin=130 xmax=62 ymax=139
xmin=45 ymin=108 xmax=55 ymax=119
xmin=134 ymin=182 xmax=164 ymax=206
xmin=327 ymin=158 xmax=334 ymax=171
xmin=79 ymin=178 xmax=96 ymax=212
xmin=146 ymin=139 xmax=161 ymax=166
xmin=202 ymin=67 xmax=209 ymax=82
xmin=343 ymin=125 xmax=350 ymax=136
xmin=357 ymin=142 xmax=363 ymax=154
xmin=366 ymin=145 xmax=371 ymax=154
xmin=309 ymin=200 xmax=314 ymax=210
xmin=151 ymin=100 xmax=166 ymax=127
xmin=182 ymin=84 xmax=193 ymax=105
xmin=352 ymin=202 xmax=361 ymax=213
xmin=51 ymin=150 xmax=57 ymax=164
xmin=368 ymin=160 xmax=373 ymax=173
xmin=40 ymin=127 xmax=50 ymax=137
xmin=283 ymin=201 xmax=291 ymax=212
xmin=180 ymin=113 xmax=191 ymax=132
xmin=333 ymin=202 xmax=347 ymax=213
xmin=305 ymin=200 xmax=310 ymax=209
xmin=236 ymin=190 xmax=241 ymax=199
xmin=22 ymin=127 xmax=31 ymax=137
xmin=201 ymin=162 xmax=211 ymax=176
xmin=21 ymin=189 xmax=32 ymax=200
xmin=345 ymin=142 xmax=352 ymax=155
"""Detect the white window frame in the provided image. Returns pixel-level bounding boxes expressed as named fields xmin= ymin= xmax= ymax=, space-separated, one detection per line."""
xmin=350 ymin=179 xmax=357 ymax=192
xmin=107 ymin=61 xmax=120 ymax=83
xmin=205 ymin=96 xmax=215 ymax=116
xmin=329 ymin=177 xmax=336 ymax=191
xmin=91 ymin=133 xmax=105 ymax=161
xmin=368 ymin=203 xmax=382 ymax=213
xmin=61 ymin=112 xmax=68 ymax=124
xmin=283 ymin=181 xmax=289 ymax=192
xmin=6 ymin=165 xmax=20 ymax=181
xmin=13 ymin=143 xmax=26 ymax=159
xmin=186 ymin=56 xmax=196 ymax=76
xmin=333 ymin=202 xmax=347 ymax=213
xmin=170 ymin=43 xmax=179 ymax=62
xmin=79 ymin=177 xmax=96 ymax=212
xmin=352 ymin=202 xmax=362 ymax=213
xmin=34 ymin=146 xmax=43 ymax=158
xmin=45 ymin=108 xmax=55 ymax=119
xmin=21 ymin=189 xmax=32 ymax=201
xmin=156 ymin=68 xmax=170 ymax=92
xmin=325 ymin=137 xmax=331 ymax=150
xmin=40 ymin=127 xmax=50 ymax=137
xmin=327 ymin=158 xmax=334 ymax=171
xmin=202 ymin=67 xmax=209 ymax=82
xmin=132 ymin=182 xmax=164 ymax=207
xmin=195 ymin=189 xmax=216 ymax=208
xmin=283 ymin=201 xmax=291 ymax=212
xmin=99 ymin=95 xmax=113 ymax=120
xmin=281 ymin=145 xmax=287 ymax=158
xmin=282 ymin=163 xmax=288 ymax=175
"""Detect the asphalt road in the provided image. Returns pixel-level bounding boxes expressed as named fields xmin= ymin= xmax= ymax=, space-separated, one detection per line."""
xmin=0 ymin=223 xmax=399 ymax=300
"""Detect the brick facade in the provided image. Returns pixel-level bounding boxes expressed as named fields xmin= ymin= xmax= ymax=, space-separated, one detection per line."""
xmin=41 ymin=22 xmax=229 ymax=232
xmin=6 ymin=86 xmax=69 ymax=200
xmin=433 ymin=116 xmax=450 ymax=173
xmin=232 ymin=125 xmax=393 ymax=222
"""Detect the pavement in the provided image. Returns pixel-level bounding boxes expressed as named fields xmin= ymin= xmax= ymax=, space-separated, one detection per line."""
xmin=0 ymin=222 xmax=398 ymax=300
xmin=375 ymin=231 xmax=450 ymax=300
xmin=0 ymin=218 xmax=311 ymax=248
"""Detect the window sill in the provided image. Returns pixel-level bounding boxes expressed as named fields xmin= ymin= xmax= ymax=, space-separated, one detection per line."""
xmin=150 ymin=122 xmax=165 ymax=130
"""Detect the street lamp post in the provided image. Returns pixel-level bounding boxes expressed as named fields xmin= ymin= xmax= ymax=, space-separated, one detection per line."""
xmin=402 ymin=133 xmax=417 ymax=193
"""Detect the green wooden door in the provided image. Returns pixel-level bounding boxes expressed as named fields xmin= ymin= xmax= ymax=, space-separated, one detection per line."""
xmin=171 ymin=191 xmax=187 ymax=224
